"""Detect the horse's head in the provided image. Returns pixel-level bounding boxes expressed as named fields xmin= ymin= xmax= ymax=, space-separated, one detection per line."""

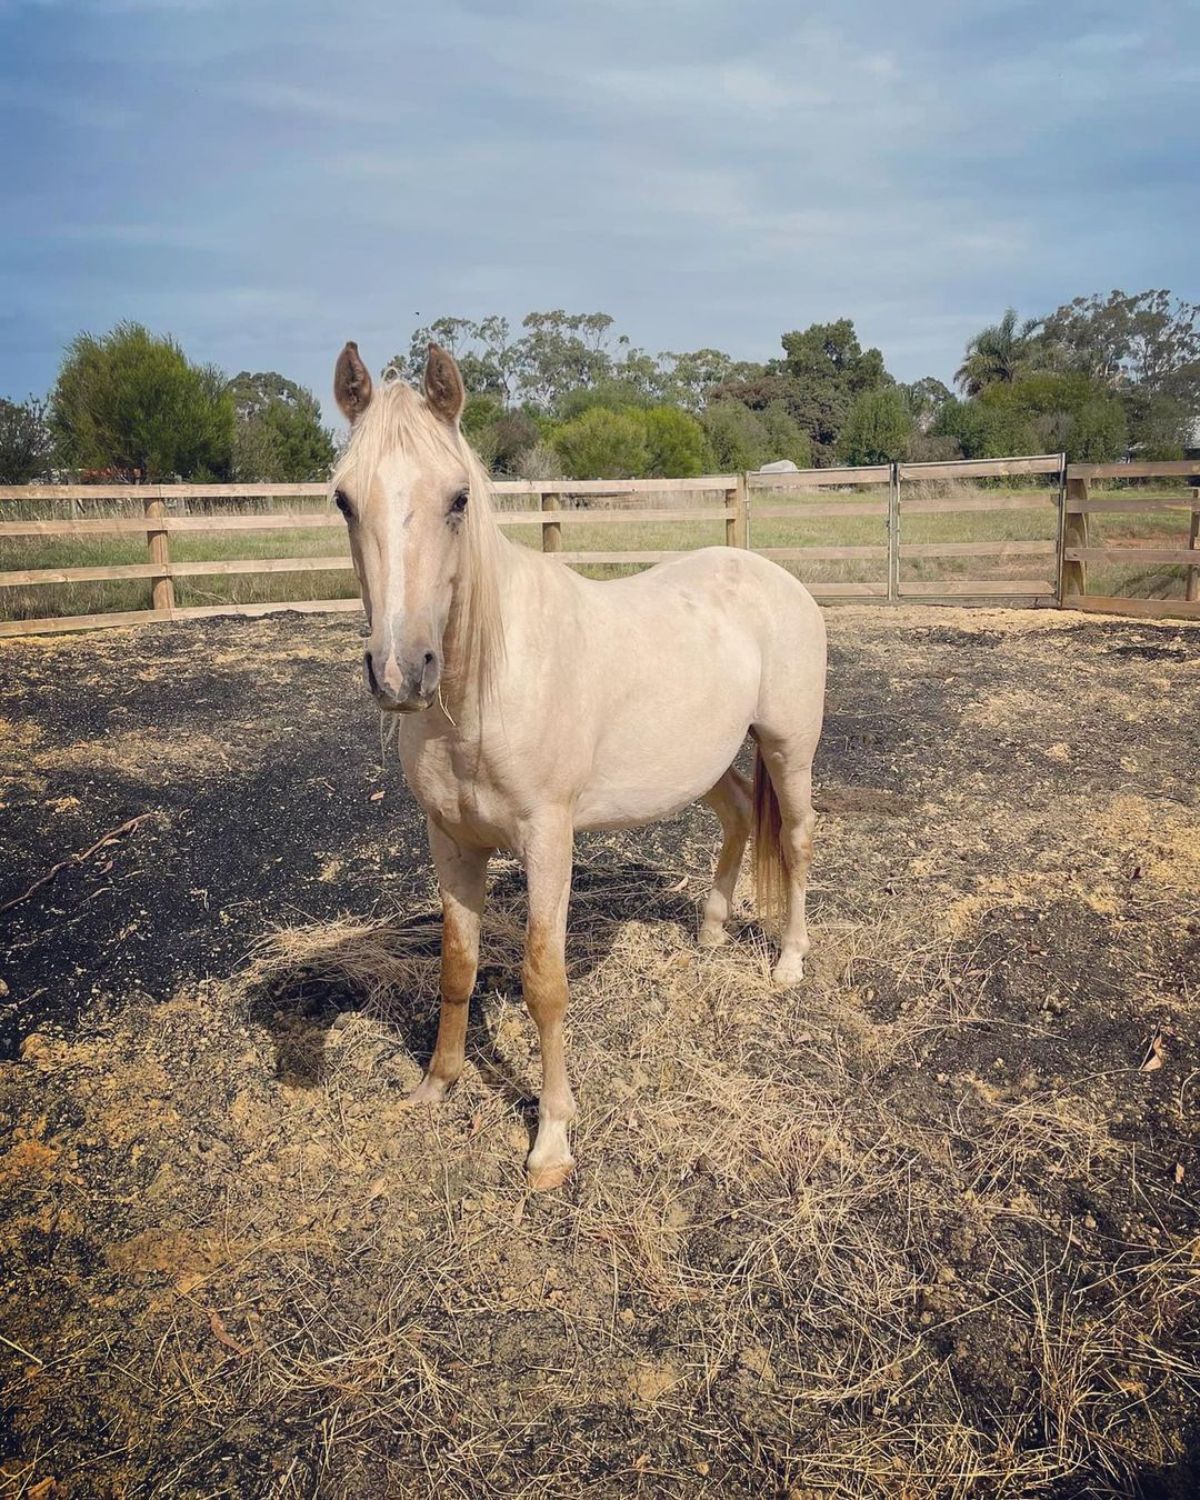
xmin=331 ymin=342 xmax=484 ymax=713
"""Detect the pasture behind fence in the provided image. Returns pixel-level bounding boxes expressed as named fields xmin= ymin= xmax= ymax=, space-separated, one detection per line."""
xmin=2 ymin=455 xmax=1199 ymax=636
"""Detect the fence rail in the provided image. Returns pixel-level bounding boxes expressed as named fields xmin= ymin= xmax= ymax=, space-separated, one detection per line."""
xmin=2 ymin=456 xmax=1199 ymax=636
xmin=1061 ymin=464 xmax=1200 ymax=615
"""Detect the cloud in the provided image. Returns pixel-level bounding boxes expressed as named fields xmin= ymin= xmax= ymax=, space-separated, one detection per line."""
xmin=1 ymin=0 xmax=1198 ymax=403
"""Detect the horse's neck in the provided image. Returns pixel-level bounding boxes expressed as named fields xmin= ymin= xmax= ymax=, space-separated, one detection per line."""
xmin=441 ymin=513 xmax=526 ymax=714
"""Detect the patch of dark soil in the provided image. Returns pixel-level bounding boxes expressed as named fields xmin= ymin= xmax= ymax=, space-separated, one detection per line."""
xmin=1111 ymin=641 xmax=1193 ymax=661
xmin=1059 ymin=619 xmax=1200 ymax=656
xmin=919 ymin=626 xmax=1007 ymax=648
xmin=0 ymin=619 xmax=426 ymax=1059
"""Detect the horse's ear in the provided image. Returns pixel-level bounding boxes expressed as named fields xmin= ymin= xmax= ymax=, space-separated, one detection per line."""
xmin=334 ymin=341 xmax=373 ymax=423
xmin=423 ymin=343 xmax=466 ymax=425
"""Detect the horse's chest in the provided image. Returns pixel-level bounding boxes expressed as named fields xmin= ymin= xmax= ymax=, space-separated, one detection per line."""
xmin=399 ymin=734 xmax=515 ymax=845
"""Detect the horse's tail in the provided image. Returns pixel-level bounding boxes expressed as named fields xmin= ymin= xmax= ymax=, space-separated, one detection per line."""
xmin=751 ymin=744 xmax=787 ymax=925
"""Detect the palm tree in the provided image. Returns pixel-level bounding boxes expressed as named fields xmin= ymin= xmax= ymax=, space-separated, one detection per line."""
xmin=955 ymin=309 xmax=1041 ymax=395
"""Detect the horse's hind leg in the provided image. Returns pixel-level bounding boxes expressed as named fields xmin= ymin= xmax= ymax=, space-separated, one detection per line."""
xmin=757 ymin=738 xmax=817 ymax=987
xmin=699 ymin=767 xmax=751 ymax=948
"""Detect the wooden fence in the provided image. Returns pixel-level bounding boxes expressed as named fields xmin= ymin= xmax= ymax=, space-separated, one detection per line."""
xmin=1061 ymin=461 xmax=1200 ymax=619
xmin=1 ymin=457 xmax=1198 ymax=636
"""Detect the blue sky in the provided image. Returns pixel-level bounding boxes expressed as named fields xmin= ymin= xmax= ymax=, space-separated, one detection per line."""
xmin=2 ymin=0 xmax=1198 ymax=418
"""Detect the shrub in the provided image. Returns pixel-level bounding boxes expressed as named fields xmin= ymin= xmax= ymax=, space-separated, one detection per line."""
xmin=550 ymin=408 xmax=649 ymax=479
xmin=839 ymin=387 xmax=913 ymax=465
xmin=52 ymin=321 xmax=233 ymax=481
xmin=228 ymin=371 xmax=335 ymax=482
xmin=978 ymin=372 xmax=1126 ymax=462
xmin=642 ymin=406 xmax=710 ymax=478
xmin=0 ymin=396 xmax=54 ymax=483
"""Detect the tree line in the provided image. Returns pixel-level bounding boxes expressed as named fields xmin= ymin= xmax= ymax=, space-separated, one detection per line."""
xmin=1 ymin=290 xmax=1197 ymax=485
xmin=0 ymin=324 xmax=338 ymax=487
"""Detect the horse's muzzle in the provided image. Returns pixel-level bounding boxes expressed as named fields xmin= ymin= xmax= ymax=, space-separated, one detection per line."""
xmin=364 ymin=647 xmax=440 ymax=712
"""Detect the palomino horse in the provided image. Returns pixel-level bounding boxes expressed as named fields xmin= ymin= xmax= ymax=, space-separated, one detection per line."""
xmin=332 ymin=342 xmax=826 ymax=1190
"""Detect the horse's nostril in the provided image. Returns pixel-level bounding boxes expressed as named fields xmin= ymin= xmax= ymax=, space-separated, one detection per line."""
xmin=423 ymin=650 xmax=436 ymax=668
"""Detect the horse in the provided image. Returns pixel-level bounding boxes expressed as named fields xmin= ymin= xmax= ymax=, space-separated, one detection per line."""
xmin=331 ymin=341 xmax=827 ymax=1191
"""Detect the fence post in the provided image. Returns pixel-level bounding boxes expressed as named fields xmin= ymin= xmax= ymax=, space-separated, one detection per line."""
xmin=726 ymin=475 xmax=749 ymax=548
xmin=887 ymin=462 xmax=900 ymax=601
xmin=1061 ymin=471 xmax=1090 ymax=601
xmin=1187 ymin=502 xmax=1200 ymax=603
xmin=541 ymin=490 xmax=562 ymax=553
xmin=145 ymin=488 xmax=175 ymax=612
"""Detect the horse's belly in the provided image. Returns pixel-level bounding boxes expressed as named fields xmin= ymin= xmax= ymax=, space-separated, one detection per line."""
xmin=573 ymin=712 xmax=750 ymax=832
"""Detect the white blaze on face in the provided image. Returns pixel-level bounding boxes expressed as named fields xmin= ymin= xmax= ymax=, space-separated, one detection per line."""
xmin=356 ymin=448 xmax=464 ymax=708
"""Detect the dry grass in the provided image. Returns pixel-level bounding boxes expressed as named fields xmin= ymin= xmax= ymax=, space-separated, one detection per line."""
xmin=4 ymin=863 xmax=1196 ymax=1497
xmin=2 ymin=605 xmax=1198 ymax=1496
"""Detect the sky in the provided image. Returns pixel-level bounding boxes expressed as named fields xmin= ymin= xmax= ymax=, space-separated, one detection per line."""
xmin=2 ymin=0 xmax=1198 ymax=418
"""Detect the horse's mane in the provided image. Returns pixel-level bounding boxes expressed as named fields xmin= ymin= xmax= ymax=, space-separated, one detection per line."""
xmin=332 ymin=378 xmax=506 ymax=702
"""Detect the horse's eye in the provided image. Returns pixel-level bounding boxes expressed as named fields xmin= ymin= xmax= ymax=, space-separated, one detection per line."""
xmin=334 ymin=489 xmax=353 ymax=518
xmin=449 ymin=489 xmax=469 ymax=517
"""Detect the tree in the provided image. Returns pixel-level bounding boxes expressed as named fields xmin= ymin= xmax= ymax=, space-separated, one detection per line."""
xmin=711 ymin=320 xmax=892 ymax=465
xmin=51 ymin=322 xmax=233 ymax=480
xmin=394 ymin=310 xmax=639 ymax=411
xmin=1121 ymin=387 xmax=1190 ymax=460
xmin=780 ymin=319 xmax=889 ymax=396
xmin=642 ymin=406 xmax=710 ymax=478
xmin=516 ymin=311 xmax=618 ymax=409
xmin=0 ymin=396 xmax=54 ymax=483
xmin=698 ymin=401 xmax=808 ymax=471
xmin=557 ymin=377 xmax=651 ymax=421
xmin=901 ymin=377 xmax=952 ymax=432
xmin=931 ymin=396 xmax=1036 ymax=460
xmin=227 ymin=371 xmax=335 ymax=482
xmin=699 ymin=403 xmax=763 ymax=471
xmin=486 ymin=411 xmax=542 ymax=475
xmin=1038 ymin=289 xmax=1200 ymax=394
xmin=977 ymin=372 xmax=1126 ymax=462
xmin=393 ymin=316 xmax=522 ymax=400
xmin=1036 ymin=289 xmax=1200 ymax=453
xmin=954 ymin=309 xmax=1040 ymax=395
xmin=551 ymin=408 xmax=648 ymax=478
xmin=840 ymin=387 xmax=913 ymax=464
xmin=659 ymin=348 xmax=764 ymax=412
xmin=757 ymin=403 xmax=811 ymax=468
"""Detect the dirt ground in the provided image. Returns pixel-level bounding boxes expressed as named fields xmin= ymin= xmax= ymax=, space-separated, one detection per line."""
xmin=1 ymin=605 xmax=1198 ymax=1499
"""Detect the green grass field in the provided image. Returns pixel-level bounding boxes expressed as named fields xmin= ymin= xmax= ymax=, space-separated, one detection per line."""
xmin=1 ymin=483 xmax=1195 ymax=623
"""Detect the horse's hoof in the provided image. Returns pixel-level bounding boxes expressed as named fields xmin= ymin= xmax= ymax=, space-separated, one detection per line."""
xmin=771 ymin=958 xmax=806 ymax=988
xmin=406 ymin=1074 xmax=451 ymax=1106
xmin=698 ymin=924 xmax=731 ymax=949
xmin=527 ymin=1158 xmax=575 ymax=1192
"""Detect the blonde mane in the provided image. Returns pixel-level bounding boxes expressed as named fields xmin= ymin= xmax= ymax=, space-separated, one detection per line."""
xmin=333 ymin=379 xmax=506 ymax=702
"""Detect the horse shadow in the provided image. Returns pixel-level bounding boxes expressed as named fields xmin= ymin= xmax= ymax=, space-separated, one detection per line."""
xmin=245 ymin=858 xmax=702 ymax=1114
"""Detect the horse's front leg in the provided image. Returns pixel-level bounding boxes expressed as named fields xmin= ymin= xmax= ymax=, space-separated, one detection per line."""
xmin=522 ymin=818 xmax=577 ymax=1191
xmin=409 ymin=818 xmax=491 ymax=1105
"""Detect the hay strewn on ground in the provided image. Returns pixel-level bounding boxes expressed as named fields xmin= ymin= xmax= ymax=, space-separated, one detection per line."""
xmin=1 ymin=607 xmax=1198 ymax=1497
